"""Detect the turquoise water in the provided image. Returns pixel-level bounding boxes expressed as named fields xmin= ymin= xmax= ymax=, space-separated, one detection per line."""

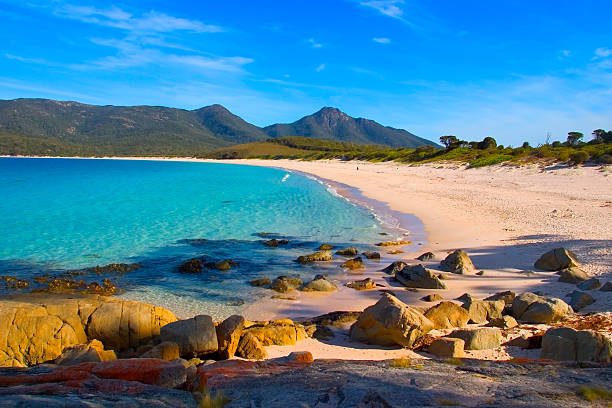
xmin=0 ymin=158 xmax=407 ymax=318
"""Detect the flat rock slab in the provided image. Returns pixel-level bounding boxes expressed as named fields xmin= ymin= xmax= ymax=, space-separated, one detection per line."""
xmin=205 ymin=359 xmax=612 ymax=407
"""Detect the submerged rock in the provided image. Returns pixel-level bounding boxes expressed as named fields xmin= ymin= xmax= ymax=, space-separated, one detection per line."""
xmin=395 ymin=264 xmax=447 ymax=289
xmin=440 ymin=250 xmax=475 ymax=275
xmin=534 ymin=248 xmax=580 ymax=271
xmin=178 ymin=258 xmax=204 ymax=274
xmin=349 ymin=293 xmax=434 ymax=348
xmin=270 ymin=276 xmax=303 ymax=293
xmin=296 ymin=250 xmax=332 ymax=263
xmin=381 ymin=261 xmax=408 ymax=275
xmin=346 ymin=277 xmax=377 ymax=291
xmin=263 ymin=238 xmax=289 ymax=247
xmin=249 ymin=277 xmax=271 ymax=287
xmin=376 ymin=240 xmax=411 ymax=247
xmin=336 ymin=247 xmax=359 ymax=256
xmin=341 ymin=257 xmax=364 ymax=270
xmin=319 ymin=244 xmax=334 ymax=250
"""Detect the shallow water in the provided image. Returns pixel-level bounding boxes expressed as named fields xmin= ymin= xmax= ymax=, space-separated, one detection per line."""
xmin=0 ymin=158 xmax=420 ymax=318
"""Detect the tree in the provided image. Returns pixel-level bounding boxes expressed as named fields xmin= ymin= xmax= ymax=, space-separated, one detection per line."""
xmin=477 ymin=137 xmax=497 ymax=149
xmin=593 ymin=129 xmax=606 ymax=142
xmin=566 ymin=132 xmax=584 ymax=146
xmin=522 ymin=141 xmax=531 ymax=149
xmin=439 ymin=135 xmax=458 ymax=149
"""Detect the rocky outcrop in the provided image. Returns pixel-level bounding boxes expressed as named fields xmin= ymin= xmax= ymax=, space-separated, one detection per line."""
xmin=512 ymin=292 xmax=572 ymax=323
xmin=346 ymin=277 xmax=377 ymax=290
xmin=488 ymin=315 xmax=518 ymax=329
xmin=395 ymin=264 xmax=447 ymax=289
xmin=558 ymin=267 xmax=588 ymax=283
xmin=362 ymin=251 xmax=381 ymax=259
xmin=341 ymin=257 xmax=364 ymax=270
xmin=216 ymin=315 xmax=245 ymax=360
xmin=178 ymin=258 xmax=204 ymax=273
xmin=440 ymin=250 xmax=475 ymax=274
xmin=448 ymin=328 xmax=502 ymax=350
xmin=242 ymin=319 xmax=306 ymax=346
xmin=577 ymin=278 xmax=601 ymax=290
xmin=263 ymin=238 xmax=289 ymax=247
xmin=296 ymin=251 xmax=332 ymax=263
xmin=302 ymin=276 xmax=337 ymax=292
xmin=600 ymin=282 xmax=612 ymax=292
xmin=54 ymin=340 xmax=116 ymax=366
xmin=424 ymin=302 xmax=470 ymax=329
xmin=484 ymin=290 xmax=516 ymax=306
xmin=416 ymin=252 xmax=435 ymax=261
xmin=568 ymin=290 xmax=594 ymax=311
xmin=319 ymin=244 xmax=334 ymax=250
xmin=160 ymin=315 xmax=217 ymax=358
xmin=270 ymin=276 xmax=303 ymax=293
xmin=336 ymin=247 xmax=359 ymax=256
xmin=461 ymin=297 xmax=505 ymax=324
xmin=428 ymin=338 xmax=465 ymax=358
xmin=381 ymin=261 xmax=408 ymax=275
xmin=0 ymin=294 xmax=177 ymax=367
xmin=376 ymin=240 xmax=410 ymax=247
xmin=534 ymin=248 xmax=580 ymax=271
xmin=140 ymin=342 xmax=180 ymax=361
xmin=349 ymin=293 xmax=434 ymax=348
xmin=236 ymin=332 xmax=267 ymax=360
xmin=249 ymin=277 xmax=271 ymax=287
xmin=541 ymin=327 xmax=612 ymax=362
xmin=421 ymin=294 xmax=443 ymax=302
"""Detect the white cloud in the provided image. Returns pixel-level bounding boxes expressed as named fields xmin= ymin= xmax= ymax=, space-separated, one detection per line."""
xmin=54 ymin=4 xmax=223 ymax=33
xmin=560 ymin=49 xmax=571 ymax=57
xmin=308 ymin=38 xmax=323 ymax=48
xmin=359 ymin=0 xmax=404 ymax=18
xmin=316 ymin=63 xmax=326 ymax=72
xmin=372 ymin=37 xmax=391 ymax=44
xmin=594 ymin=47 xmax=612 ymax=59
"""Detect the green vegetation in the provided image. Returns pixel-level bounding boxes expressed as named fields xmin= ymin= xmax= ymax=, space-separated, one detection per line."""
xmin=577 ymin=385 xmax=612 ymax=402
xmin=201 ymin=132 xmax=612 ymax=168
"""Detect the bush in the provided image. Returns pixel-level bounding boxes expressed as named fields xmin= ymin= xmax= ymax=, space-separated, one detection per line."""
xmin=569 ymin=151 xmax=589 ymax=165
xmin=597 ymin=154 xmax=612 ymax=164
xmin=469 ymin=154 xmax=513 ymax=168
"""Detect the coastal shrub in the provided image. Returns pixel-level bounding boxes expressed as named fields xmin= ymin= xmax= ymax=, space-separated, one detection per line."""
xmin=597 ymin=154 xmax=612 ymax=164
xmin=389 ymin=358 xmax=423 ymax=369
xmin=577 ymin=385 xmax=612 ymax=402
xmin=569 ymin=151 xmax=589 ymax=165
xmin=198 ymin=387 xmax=231 ymax=408
xmin=469 ymin=154 xmax=513 ymax=168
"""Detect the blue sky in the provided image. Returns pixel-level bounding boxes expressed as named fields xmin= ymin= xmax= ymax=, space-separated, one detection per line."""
xmin=1 ymin=0 xmax=611 ymax=146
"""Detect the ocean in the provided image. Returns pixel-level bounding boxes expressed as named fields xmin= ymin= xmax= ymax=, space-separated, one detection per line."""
xmin=0 ymin=157 xmax=420 ymax=318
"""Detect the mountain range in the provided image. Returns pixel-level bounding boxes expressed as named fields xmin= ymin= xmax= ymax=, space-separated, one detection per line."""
xmin=0 ymin=98 xmax=436 ymax=156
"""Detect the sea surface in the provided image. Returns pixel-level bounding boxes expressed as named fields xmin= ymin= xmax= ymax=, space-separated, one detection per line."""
xmin=0 ymin=157 xmax=420 ymax=318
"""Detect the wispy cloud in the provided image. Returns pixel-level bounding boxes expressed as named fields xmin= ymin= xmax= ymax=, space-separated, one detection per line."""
xmin=560 ymin=49 xmax=571 ymax=57
xmin=594 ymin=47 xmax=612 ymax=59
xmin=54 ymin=4 xmax=223 ymax=33
xmin=4 ymin=54 xmax=51 ymax=65
xmin=308 ymin=38 xmax=323 ymax=48
xmin=359 ymin=0 xmax=404 ymax=19
xmin=372 ymin=37 xmax=391 ymax=44
xmin=316 ymin=63 xmax=326 ymax=72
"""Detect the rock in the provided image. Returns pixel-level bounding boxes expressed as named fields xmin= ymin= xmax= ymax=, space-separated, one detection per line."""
xmin=346 ymin=277 xmax=377 ymax=290
xmin=178 ymin=258 xmax=203 ymax=273
xmin=456 ymin=293 xmax=474 ymax=303
xmin=362 ymin=251 xmax=381 ymax=259
xmin=341 ymin=257 xmax=364 ymax=270
xmin=416 ymin=252 xmax=435 ymax=261
xmin=577 ymin=278 xmax=601 ymax=290
xmin=299 ymin=311 xmax=361 ymax=327
xmin=308 ymin=325 xmax=334 ymax=341
xmin=558 ymin=267 xmax=589 ymax=283
xmin=534 ymin=248 xmax=580 ymax=271
xmin=140 ymin=342 xmax=180 ymax=361
xmin=461 ymin=298 xmax=505 ymax=324
xmin=242 ymin=320 xmax=305 ymax=346
xmin=236 ymin=333 xmax=267 ymax=360
xmin=600 ymin=281 xmax=612 ymax=292
xmin=505 ymin=334 xmax=543 ymax=349
xmin=296 ymin=251 xmax=332 ymax=263
xmin=213 ymin=260 xmax=232 ymax=271
xmin=428 ymin=338 xmax=465 ymax=358
xmin=568 ymin=290 xmax=594 ymax=311
xmin=512 ymin=292 xmax=572 ymax=323
xmin=541 ymin=327 xmax=612 ymax=362
xmin=263 ymin=239 xmax=289 ymax=247
xmin=386 ymin=249 xmax=404 ymax=254
xmin=440 ymin=250 xmax=475 ymax=275
xmin=249 ymin=277 xmax=271 ymax=287
xmin=302 ymin=276 xmax=337 ymax=292
xmin=484 ymin=291 xmax=516 ymax=306
xmin=488 ymin=315 xmax=518 ymax=329
xmin=476 ymin=270 xmax=485 ymax=276
xmin=55 ymin=340 xmax=116 ymax=366
xmin=448 ymin=327 xmax=502 ymax=350
xmin=160 ymin=315 xmax=218 ymax=358
xmin=395 ymin=264 xmax=447 ymax=289
xmin=0 ymin=294 xmax=177 ymax=367
xmin=92 ymin=358 xmax=188 ymax=388
xmin=421 ymin=294 xmax=443 ymax=302
xmin=269 ymin=276 xmax=303 ymax=293
xmin=319 ymin=244 xmax=334 ymax=250
xmin=381 ymin=261 xmax=408 ymax=275
xmin=424 ymin=301 xmax=469 ymax=329
xmin=336 ymin=247 xmax=359 ymax=256
xmin=376 ymin=240 xmax=411 ymax=247
xmin=216 ymin=315 xmax=245 ymax=360
xmin=81 ymin=263 xmax=142 ymax=275
xmin=349 ymin=293 xmax=434 ymax=348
